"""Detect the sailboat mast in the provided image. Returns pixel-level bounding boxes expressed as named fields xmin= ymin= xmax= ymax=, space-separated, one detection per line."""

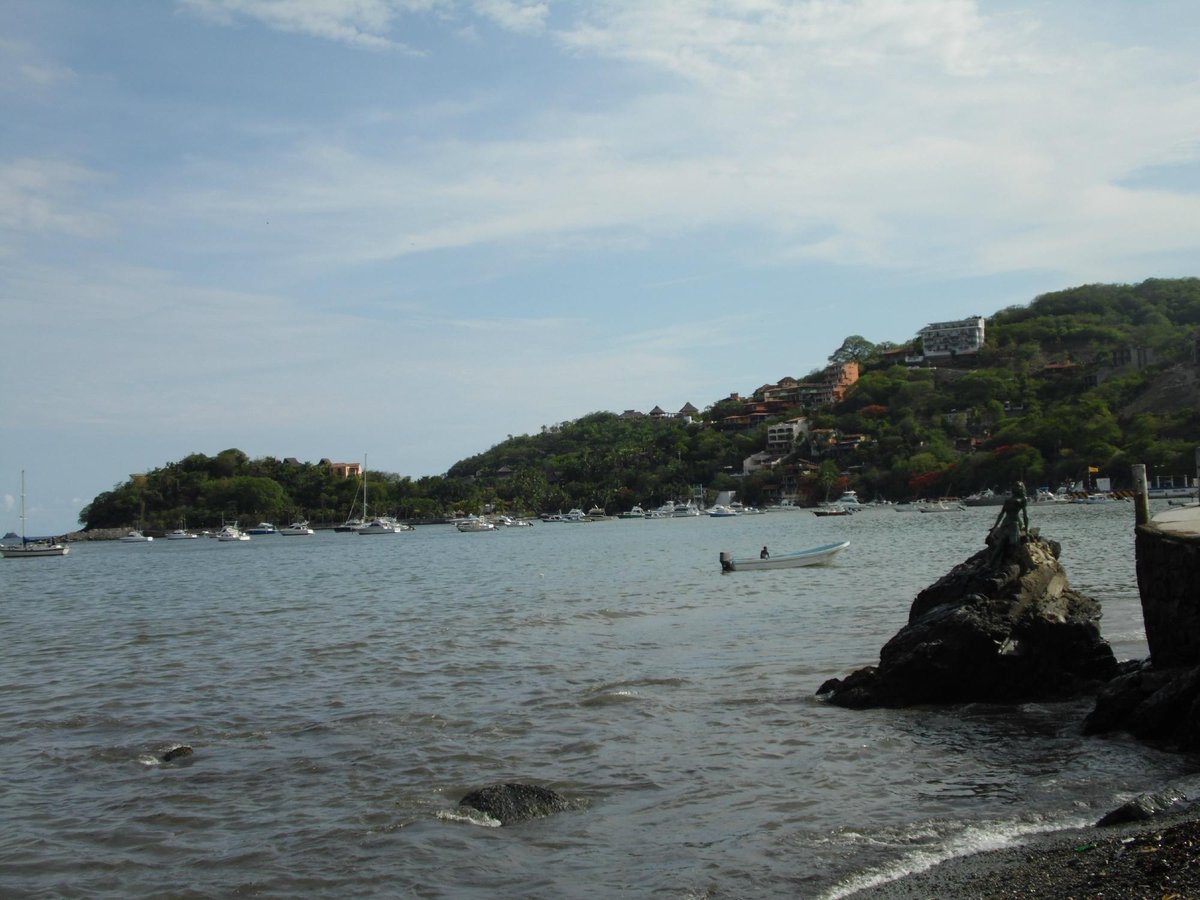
xmin=20 ymin=469 xmax=26 ymax=543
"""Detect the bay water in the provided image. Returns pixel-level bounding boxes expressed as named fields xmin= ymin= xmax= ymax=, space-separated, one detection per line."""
xmin=2 ymin=501 xmax=1195 ymax=898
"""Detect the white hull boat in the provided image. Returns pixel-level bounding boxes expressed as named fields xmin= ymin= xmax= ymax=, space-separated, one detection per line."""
xmin=719 ymin=541 xmax=849 ymax=572
xmin=2 ymin=541 xmax=69 ymax=558
xmin=1 ymin=471 xmax=69 ymax=558
xmin=218 ymin=525 xmax=250 ymax=541
xmin=279 ymin=521 xmax=315 ymax=536
xmin=456 ymin=516 xmax=496 ymax=532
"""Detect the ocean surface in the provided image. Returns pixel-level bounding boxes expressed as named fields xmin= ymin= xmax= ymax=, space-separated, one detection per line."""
xmin=2 ymin=500 xmax=1196 ymax=898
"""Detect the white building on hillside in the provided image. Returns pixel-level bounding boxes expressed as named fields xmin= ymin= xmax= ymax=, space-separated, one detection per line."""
xmin=919 ymin=316 xmax=986 ymax=358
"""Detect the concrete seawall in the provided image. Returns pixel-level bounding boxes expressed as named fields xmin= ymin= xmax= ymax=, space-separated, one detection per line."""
xmin=1135 ymin=505 xmax=1200 ymax=668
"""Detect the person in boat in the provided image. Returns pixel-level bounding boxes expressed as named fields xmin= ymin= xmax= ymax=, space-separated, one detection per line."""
xmin=760 ymin=546 xmax=770 ymax=559
xmin=987 ymin=481 xmax=1029 ymax=563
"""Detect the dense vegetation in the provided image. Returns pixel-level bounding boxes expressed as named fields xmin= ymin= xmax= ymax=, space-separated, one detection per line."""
xmin=80 ymin=278 xmax=1200 ymax=530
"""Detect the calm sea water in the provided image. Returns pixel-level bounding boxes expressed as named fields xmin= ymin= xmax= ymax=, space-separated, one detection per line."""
xmin=2 ymin=501 xmax=1195 ymax=898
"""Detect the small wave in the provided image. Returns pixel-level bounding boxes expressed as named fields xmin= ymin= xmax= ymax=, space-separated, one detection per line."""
xmin=818 ymin=815 xmax=1090 ymax=899
xmin=437 ymin=808 xmax=501 ymax=828
xmin=579 ymin=676 xmax=689 ymax=707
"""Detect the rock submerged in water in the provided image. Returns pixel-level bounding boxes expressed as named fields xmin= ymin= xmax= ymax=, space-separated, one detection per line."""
xmin=818 ymin=536 xmax=1118 ymax=708
xmin=458 ymin=783 xmax=573 ymax=825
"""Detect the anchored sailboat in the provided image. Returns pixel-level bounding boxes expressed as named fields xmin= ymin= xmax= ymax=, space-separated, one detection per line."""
xmin=1 ymin=471 xmax=69 ymax=558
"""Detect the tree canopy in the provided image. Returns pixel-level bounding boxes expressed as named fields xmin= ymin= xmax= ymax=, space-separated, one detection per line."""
xmin=79 ymin=278 xmax=1200 ymax=529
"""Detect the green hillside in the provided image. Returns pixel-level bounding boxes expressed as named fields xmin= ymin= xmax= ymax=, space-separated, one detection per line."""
xmin=79 ymin=278 xmax=1200 ymax=530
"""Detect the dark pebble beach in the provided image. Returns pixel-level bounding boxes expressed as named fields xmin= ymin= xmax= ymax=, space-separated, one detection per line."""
xmin=851 ymin=813 xmax=1200 ymax=899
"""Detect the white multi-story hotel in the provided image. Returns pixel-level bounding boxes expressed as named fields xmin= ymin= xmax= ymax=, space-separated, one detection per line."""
xmin=919 ymin=316 xmax=986 ymax=358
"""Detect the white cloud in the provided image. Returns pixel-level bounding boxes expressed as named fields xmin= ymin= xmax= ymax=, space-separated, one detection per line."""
xmin=178 ymin=0 xmax=443 ymax=49
xmin=0 ymin=38 xmax=76 ymax=91
xmin=473 ymin=0 xmax=547 ymax=34
xmin=131 ymin=1 xmax=1194 ymax=286
xmin=0 ymin=159 xmax=111 ymax=252
xmin=178 ymin=0 xmax=549 ymax=46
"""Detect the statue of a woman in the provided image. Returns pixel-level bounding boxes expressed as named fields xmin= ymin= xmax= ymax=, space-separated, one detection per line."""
xmin=987 ymin=481 xmax=1029 ymax=563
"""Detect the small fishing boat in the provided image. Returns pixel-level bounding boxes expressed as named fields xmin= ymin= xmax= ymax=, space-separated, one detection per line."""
xmin=719 ymin=541 xmax=849 ymax=572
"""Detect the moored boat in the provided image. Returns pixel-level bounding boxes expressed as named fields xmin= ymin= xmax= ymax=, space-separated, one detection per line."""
xmin=217 ymin=524 xmax=250 ymax=541
xmin=456 ymin=515 xmax=496 ymax=532
xmin=719 ymin=541 xmax=850 ymax=572
xmin=120 ymin=530 xmax=154 ymax=542
xmin=279 ymin=521 xmax=315 ymax=536
xmin=1 ymin=471 xmax=69 ymax=559
xmin=247 ymin=522 xmax=278 ymax=535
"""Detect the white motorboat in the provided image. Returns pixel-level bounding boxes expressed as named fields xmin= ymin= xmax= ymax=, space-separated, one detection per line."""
xmin=918 ymin=499 xmax=966 ymax=512
xmin=121 ymin=530 xmax=154 ymax=542
xmin=1 ymin=473 xmax=69 ymax=559
xmin=719 ymin=541 xmax=849 ymax=572
xmin=358 ymin=518 xmax=399 ymax=535
xmin=456 ymin=515 xmax=496 ymax=532
xmin=165 ymin=526 xmax=198 ymax=540
xmin=728 ymin=502 xmax=762 ymax=515
xmin=217 ymin=524 xmax=250 ymax=541
xmin=618 ymin=506 xmax=646 ymax=519
xmin=708 ymin=505 xmax=739 ymax=517
xmin=279 ymin=521 xmax=315 ymax=536
xmin=962 ymin=489 xmax=1007 ymax=507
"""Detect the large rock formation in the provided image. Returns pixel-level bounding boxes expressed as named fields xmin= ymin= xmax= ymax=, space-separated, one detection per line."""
xmin=818 ymin=534 xmax=1118 ymax=708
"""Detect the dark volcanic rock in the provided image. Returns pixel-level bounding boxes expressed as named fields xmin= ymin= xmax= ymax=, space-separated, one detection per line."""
xmin=1085 ymin=660 xmax=1200 ymax=749
xmin=458 ymin=783 xmax=573 ymax=824
xmin=1097 ymin=787 xmax=1190 ymax=827
xmin=818 ymin=536 xmax=1118 ymax=708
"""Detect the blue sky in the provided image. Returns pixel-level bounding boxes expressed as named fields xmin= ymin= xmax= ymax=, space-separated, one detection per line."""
xmin=3 ymin=0 xmax=1199 ymax=534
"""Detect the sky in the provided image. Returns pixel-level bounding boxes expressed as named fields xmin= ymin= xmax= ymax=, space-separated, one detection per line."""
xmin=3 ymin=0 xmax=1200 ymax=534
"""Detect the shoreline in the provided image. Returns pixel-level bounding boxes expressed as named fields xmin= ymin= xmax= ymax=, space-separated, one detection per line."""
xmin=844 ymin=809 xmax=1200 ymax=898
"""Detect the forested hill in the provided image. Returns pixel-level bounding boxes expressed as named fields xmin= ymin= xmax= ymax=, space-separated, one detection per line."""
xmin=80 ymin=278 xmax=1200 ymax=530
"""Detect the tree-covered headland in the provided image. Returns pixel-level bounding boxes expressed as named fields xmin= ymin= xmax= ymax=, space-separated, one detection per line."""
xmin=80 ymin=278 xmax=1200 ymax=530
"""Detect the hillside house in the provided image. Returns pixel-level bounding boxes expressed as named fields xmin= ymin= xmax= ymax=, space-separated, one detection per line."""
xmin=919 ymin=316 xmax=986 ymax=358
xmin=767 ymin=417 xmax=809 ymax=452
